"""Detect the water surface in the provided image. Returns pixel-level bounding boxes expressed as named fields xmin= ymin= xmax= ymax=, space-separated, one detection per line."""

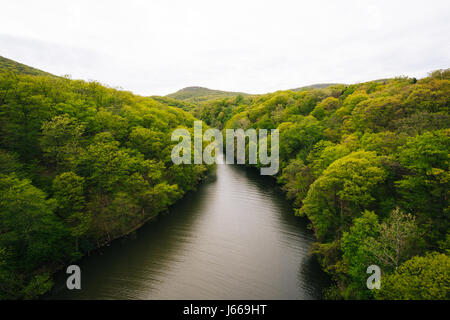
xmin=51 ymin=162 xmax=329 ymax=299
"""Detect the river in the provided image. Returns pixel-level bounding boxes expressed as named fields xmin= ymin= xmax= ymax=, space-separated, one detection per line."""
xmin=50 ymin=161 xmax=330 ymax=299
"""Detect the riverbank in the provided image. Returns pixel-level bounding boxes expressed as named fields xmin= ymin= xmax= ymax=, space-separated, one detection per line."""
xmin=40 ymin=169 xmax=213 ymax=299
xmin=49 ymin=161 xmax=330 ymax=299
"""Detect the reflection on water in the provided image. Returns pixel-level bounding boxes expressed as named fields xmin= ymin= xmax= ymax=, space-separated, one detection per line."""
xmin=50 ymin=161 xmax=330 ymax=299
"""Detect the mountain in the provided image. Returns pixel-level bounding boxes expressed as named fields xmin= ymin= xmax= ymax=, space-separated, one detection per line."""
xmin=290 ymin=83 xmax=343 ymax=91
xmin=168 ymin=84 xmax=347 ymax=103
xmin=167 ymin=86 xmax=248 ymax=103
xmin=0 ymin=55 xmax=55 ymax=77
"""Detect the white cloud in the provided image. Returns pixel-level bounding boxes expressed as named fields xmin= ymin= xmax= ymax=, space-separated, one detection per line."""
xmin=0 ymin=0 xmax=449 ymax=95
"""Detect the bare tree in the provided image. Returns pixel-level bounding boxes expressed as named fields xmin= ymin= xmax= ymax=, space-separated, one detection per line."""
xmin=365 ymin=208 xmax=419 ymax=270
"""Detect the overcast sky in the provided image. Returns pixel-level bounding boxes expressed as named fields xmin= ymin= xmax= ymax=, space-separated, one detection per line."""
xmin=1 ymin=0 xmax=449 ymax=96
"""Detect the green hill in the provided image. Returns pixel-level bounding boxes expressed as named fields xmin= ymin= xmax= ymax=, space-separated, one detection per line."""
xmin=0 ymin=55 xmax=55 ymax=77
xmin=197 ymin=69 xmax=450 ymax=300
xmin=0 ymin=57 xmax=209 ymax=299
xmin=290 ymin=83 xmax=343 ymax=91
xmin=167 ymin=86 xmax=248 ymax=103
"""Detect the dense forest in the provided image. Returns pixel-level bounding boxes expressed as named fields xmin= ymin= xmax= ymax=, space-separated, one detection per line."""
xmin=193 ymin=71 xmax=450 ymax=299
xmin=0 ymin=58 xmax=210 ymax=299
xmin=0 ymin=55 xmax=448 ymax=300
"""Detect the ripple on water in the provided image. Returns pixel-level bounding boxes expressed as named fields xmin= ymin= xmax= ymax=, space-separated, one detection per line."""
xmin=50 ymin=162 xmax=330 ymax=300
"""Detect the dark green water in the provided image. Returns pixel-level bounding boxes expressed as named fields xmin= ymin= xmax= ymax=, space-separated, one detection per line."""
xmin=50 ymin=162 xmax=329 ymax=299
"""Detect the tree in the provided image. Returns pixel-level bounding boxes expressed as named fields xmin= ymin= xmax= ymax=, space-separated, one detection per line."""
xmin=52 ymin=172 xmax=90 ymax=253
xmin=0 ymin=67 xmax=211 ymax=299
xmin=365 ymin=208 xmax=421 ymax=270
xmin=395 ymin=130 xmax=449 ymax=246
xmin=41 ymin=114 xmax=85 ymax=169
xmin=0 ymin=173 xmax=69 ymax=291
xmin=341 ymin=211 xmax=380 ymax=297
xmin=375 ymin=253 xmax=450 ymax=300
xmin=278 ymin=158 xmax=313 ymax=207
xmin=53 ymin=172 xmax=85 ymax=215
xmin=128 ymin=126 xmax=166 ymax=160
xmin=0 ymin=149 xmax=25 ymax=177
xmin=308 ymin=141 xmax=352 ymax=178
xmin=277 ymin=117 xmax=323 ymax=162
xmin=300 ymin=151 xmax=387 ymax=240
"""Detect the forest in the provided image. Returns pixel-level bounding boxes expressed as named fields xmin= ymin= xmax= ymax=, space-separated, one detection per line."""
xmin=191 ymin=71 xmax=450 ymax=299
xmin=0 ymin=58 xmax=210 ymax=299
xmin=0 ymin=55 xmax=448 ymax=299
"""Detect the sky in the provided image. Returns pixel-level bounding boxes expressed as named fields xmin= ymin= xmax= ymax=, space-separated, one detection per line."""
xmin=0 ymin=0 xmax=449 ymax=96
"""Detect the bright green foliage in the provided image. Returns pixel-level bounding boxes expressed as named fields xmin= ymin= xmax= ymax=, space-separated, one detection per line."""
xmin=0 ymin=56 xmax=53 ymax=77
xmin=278 ymin=116 xmax=323 ymax=162
xmin=0 ymin=174 xmax=69 ymax=299
xmin=53 ymin=172 xmax=85 ymax=215
xmin=0 ymin=64 xmax=209 ymax=299
xmin=376 ymin=253 xmax=450 ymax=300
xmin=0 ymin=174 xmax=68 ymax=268
xmin=341 ymin=211 xmax=380 ymax=298
xmin=128 ymin=126 xmax=167 ymax=159
xmin=300 ymin=151 xmax=387 ymax=240
xmin=360 ymin=131 xmax=408 ymax=156
xmin=307 ymin=141 xmax=352 ymax=178
xmin=1 ymin=57 xmax=448 ymax=300
xmin=196 ymin=69 xmax=449 ymax=299
xmin=278 ymin=158 xmax=313 ymax=207
xmin=52 ymin=172 xmax=89 ymax=253
xmin=41 ymin=115 xmax=85 ymax=169
xmin=396 ymin=130 xmax=449 ymax=246
xmin=167 ymin=86 xmax=247 ymax=104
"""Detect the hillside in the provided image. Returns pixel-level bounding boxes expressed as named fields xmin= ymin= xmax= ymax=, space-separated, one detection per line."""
xmin=150 ymin=95 xmax=198 ymax=112
xmin=0 ymin=55 xmax=449 ymax=300
xmin=0 ymin=55 xmax=55 ymax=77
xmin=167 ymin=86 xmax=248 ymax=103
xmin=290 ymin=83 xmax=343 ymax=91
xmin=0 ymin=58 xmax=209 ymax=299
xmin=194 ymin=70 xmax=450 ymax=299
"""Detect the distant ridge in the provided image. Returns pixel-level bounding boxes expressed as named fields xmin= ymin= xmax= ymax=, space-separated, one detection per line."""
xmin=168 ymin=84 xmax=346 ymax=103
xmin=167 ymin=86 xmax=248 ymax=103
xmin=0 ymin=55 xmax=55 ymax=77
xmin=290 ymin=83 xmax=343 ymax=91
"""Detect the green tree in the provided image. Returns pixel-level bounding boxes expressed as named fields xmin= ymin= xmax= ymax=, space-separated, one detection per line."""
xmin=52 ymin=172 xmax=90 ymax=253
xmin=396 ymin=130 xmax=449 ymax=246
xmin=128 ymin=126 xmax=166 ymax=160
xmin=300 ymin=151 xmax=387 ymax=240
xmin=41 ymin=114 xmax=85 ymax=169
xmin=0 ymin=174 xmax=68 ymax=269
xmin=341 ymin=210 xmax=380 ymax=297
xmin=375 ymin=253 xmax=450 ymax=300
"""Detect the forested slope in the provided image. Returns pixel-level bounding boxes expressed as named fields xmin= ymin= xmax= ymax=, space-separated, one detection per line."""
xmin=196 ymin=71 xmax=450 ymax=299
xmin=0 ymin=66 xmax=209 ymax=299
xmin=167 ymin=86 xmax=248 ymax=103
xmin=0 ymin=54 xmax=448 ymax=300
xmin=0 ymin=56 xmax=55 ymax=77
